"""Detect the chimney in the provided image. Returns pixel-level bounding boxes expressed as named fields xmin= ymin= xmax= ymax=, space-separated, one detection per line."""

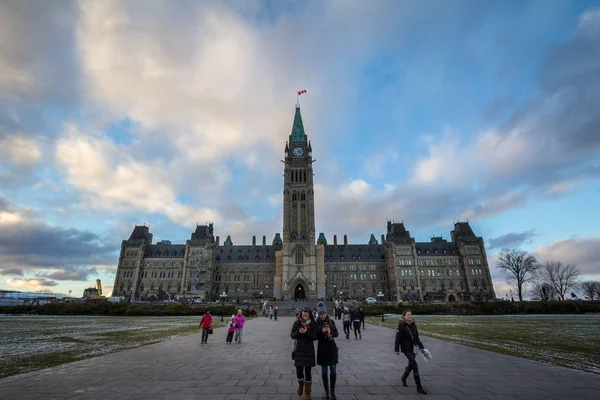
xmin=344 ymin=235 xmax=348 ymax=247
xmin=381 ymin=234 xmax=385 ymax=244
xmin=252 ymin=235 xmax=256 ymax=247
xmin=334 ymin=235 xmax=337 ymax=246
xmin=262 ymin=235 xmax=266 ymax=247
xmin=216 ymin=236 xmax=220 ymax=246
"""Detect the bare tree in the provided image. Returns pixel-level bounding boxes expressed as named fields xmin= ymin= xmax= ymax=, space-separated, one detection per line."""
xmin=496 ymin=249 xmax=539 ymax=301
xmin=540 ymin=261 xmax=580 ymax=300
xmin=530 ymin=280 xmax=557 ymax=301
xmin=581 ymin=281 xmax=600 ymax=300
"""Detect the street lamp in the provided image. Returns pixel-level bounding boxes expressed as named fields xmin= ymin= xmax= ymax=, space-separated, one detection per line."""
xmin=361 ymin=287 xmax=366 ymax=303
xmin=377 ymin=291 xmax=384 ymax=303
xmin=220 ymin=291 xmax=227 ymax=304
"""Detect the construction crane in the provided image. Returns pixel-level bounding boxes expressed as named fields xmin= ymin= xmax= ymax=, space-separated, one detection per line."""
xmin=96 ymin=279 xmax=104 ymax=298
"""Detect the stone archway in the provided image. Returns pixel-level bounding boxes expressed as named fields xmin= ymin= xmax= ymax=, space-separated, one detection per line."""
xmin=448 ymin=294 xmax=456 ymax=302
xmin=294 ymin=284 xmax=305 ymax=300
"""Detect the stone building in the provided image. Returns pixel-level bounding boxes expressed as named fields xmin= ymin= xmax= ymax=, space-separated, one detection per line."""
xmin=112 ymin=106 xmax=496 ymax=303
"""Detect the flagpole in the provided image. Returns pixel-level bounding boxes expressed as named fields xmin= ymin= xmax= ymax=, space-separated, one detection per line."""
xmin=296 ymin=92 xmax=299 ymax=107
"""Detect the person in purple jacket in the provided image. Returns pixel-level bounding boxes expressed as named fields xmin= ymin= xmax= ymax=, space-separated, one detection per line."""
xmin=235 ymin=309 xmax=245 ymax=343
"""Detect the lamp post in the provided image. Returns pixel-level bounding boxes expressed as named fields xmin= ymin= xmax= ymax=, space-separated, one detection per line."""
xmin=68 ymin=289 xmax=72 ymax=302
xmin=361 ymin=287 xmax=366 ymax=303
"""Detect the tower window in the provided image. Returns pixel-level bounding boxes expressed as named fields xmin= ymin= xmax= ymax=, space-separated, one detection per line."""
xmin=296 ymin=251 xmax=304 ymax=265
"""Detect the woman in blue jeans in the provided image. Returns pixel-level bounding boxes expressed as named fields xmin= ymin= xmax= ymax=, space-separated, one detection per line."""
xmin=316 ymin=303 xmax=339 ymax=400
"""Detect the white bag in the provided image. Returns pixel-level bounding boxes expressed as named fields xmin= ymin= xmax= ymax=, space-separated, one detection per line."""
xmin=420 ymin=348 xmax=433 ymax=362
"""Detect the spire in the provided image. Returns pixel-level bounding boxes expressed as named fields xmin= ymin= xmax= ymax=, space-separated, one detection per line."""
xmin=224 ymin=235 xmax=233 ymax=246
xmin=290 ymin=106 xmax=307 ymax=143
xmin=369 ymin=234 xmax=378 ymax=245
xmin=317 ymin=233 xmax=327 ymax=245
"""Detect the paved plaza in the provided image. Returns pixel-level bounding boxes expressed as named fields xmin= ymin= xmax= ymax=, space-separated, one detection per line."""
xmin=0 ymin=316 xmax=598 ymax=400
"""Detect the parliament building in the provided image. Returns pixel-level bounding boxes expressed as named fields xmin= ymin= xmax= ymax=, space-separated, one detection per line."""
xmin=112 ymin=106 xmax=496 ymax=303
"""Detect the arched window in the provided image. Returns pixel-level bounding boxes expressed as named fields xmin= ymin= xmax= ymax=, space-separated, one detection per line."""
xmin=410 ymin=280 xmax=415 ymax=291
xmin=402 ymin=281 xmax=407 ymax=291
xmin=296 ymin=250 xmax=304 ymax=265
xmin=449 ymin=281 xmax=454 ymax=290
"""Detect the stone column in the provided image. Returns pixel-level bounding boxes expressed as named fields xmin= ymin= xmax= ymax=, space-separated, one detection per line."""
xmin=274 ymin=250 xmax=283 ymax=300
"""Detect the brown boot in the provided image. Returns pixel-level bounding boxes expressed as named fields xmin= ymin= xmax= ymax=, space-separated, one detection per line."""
xmin=297 ymin=379 xmax=304 ymax=396
xmin=304 ymin=381 xmax=312 ymax=400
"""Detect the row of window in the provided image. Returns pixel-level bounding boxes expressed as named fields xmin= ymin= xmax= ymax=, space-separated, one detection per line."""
xmin=143 ymin=260 xmax=184 ymax=267
xmin=215 ymin=265 xmax=274 ymax=272
xmin=467 ymin=258 xmax=483 ymax=265
xmin=215 ymin=274 xmax=271 ymax=283
xmin=465 ymin=248 xmax=481 ymax=255
xmin=124 ymin=251 xmax=138 ymax=257
xmin=325 ymin=264 xmax=381 ymax=272
xmin=471 ymin=269 xmax=484 ymax=276
xmin=325 ymin=273 xmax=378 ymax=281
xmin=418 ymin=259 xmax=460 ymax=266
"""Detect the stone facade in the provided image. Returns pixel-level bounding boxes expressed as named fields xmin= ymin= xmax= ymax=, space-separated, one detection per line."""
xmin=112 ymin=106 xmax=496 ymax=303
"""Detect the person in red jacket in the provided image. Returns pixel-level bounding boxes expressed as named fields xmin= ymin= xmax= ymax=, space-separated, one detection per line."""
xmin=200 ymin=310 xmax=212 ymax=344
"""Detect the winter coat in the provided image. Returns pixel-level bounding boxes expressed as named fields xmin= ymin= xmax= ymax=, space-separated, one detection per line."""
xmin=236 ymin=314 xmax=245 ymax=328
xmin=349 ymin=309 xmax=361 ymax=321
xmin=200 ymin=313 xmax=212 ymax=329
xmin=316 ymin=316 xmax=339 ymax=365
xmin=291 ymin=317 xmax=317 ymax=368
xmin=394 ymin=320 xmax=424 ymax=354
xmin=227 ymin=321 xmax=236 ymax=332
xmin=342 ymin=312 xmax=350 ymax=323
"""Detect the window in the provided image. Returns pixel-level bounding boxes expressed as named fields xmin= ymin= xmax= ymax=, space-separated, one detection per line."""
xmin=402 ymin=281 xmax=407 ymax=291
xmin=295 ymin=250 xmax=304 ymax=265
xmin=431 ymin=281 xmax=436 ymax=291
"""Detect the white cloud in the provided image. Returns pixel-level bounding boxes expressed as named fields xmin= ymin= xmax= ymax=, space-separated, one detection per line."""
xmin=534 ymin=237 xmax=600 ymax=277
xmin=55 ymin=125 xmax=220 ymax=226
xmin=0 ymin=135 xmax=42 ymax=165
xmin=6 ymin=277 xmax=58 ymax=290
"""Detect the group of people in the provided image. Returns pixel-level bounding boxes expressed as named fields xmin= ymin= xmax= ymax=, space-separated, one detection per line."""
xmin=199 ymin=309 xmax=246 ymax=344
xmin=292 ymin=304 xmax=428 ymax=399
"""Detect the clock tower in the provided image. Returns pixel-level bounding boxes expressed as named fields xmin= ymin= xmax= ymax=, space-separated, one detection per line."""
xmin=274 ymin=105 xmax=321 ymax=300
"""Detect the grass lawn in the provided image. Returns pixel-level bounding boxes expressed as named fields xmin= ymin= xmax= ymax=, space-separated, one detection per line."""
xmin=365 ymin=314 xmax=600 ymax=374
xmin=0 ymin=315 xmax=216 ymax=378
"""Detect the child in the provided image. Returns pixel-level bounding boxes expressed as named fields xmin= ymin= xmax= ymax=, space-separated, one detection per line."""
xmin=226 ymin=315 xmax=236 ymax=343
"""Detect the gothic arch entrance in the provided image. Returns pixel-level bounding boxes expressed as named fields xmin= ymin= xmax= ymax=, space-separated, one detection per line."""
xmin=294 ymin=284 xmax=305 ymax=300
xmin=448 ymin=294 xmax=456 ymax=302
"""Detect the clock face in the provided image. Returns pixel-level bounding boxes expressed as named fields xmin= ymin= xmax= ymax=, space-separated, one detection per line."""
xmin=293 ymin=147 xmax=304 ymax=156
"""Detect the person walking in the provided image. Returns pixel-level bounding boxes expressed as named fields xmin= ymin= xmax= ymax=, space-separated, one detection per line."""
xmin=342 ymin=307 xmax=351 ymax=340
xmin=358 ymin=306 xmax=366 ymax=330
xmin=394 ymin=310 xmax=428 ymax=395
xmin=235 ymin=309 xmax=245 ymax=343
xmin=273 ymin=305 xmax=279 ymax=321
xmin=200 ymin=310 xmax=212 ymax=344
xmin=316 ymin=303 xmax=339 ymax=400
xmin=291 ymin=307 xmax=317 ymax=399
xmin=295 ymin=306 xmax=300 ymax=317
xmin=350 ymin=307 xmax=362 ymax=340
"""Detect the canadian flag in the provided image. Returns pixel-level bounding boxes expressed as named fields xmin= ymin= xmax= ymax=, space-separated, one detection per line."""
xmin=297 ymin=89 xmax=307 ymax=96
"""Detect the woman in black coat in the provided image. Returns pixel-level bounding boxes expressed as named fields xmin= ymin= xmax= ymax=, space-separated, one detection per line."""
xmin=291 ymin=307 xmax=317 ymax=398
xmin=316 ymin=303 xmax=339 ymax=400
xmin=394 ymin=310 xmax=427 ymax=394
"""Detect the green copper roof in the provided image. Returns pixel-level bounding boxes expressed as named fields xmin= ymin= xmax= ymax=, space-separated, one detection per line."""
xmin=224 ymin=235 xmax=233 ymax=246
xmin=290 ymin=106 xmax=307 ymax=143
xmin=317 ymin=233 xmax=327 ymax=245
xmin=272 ymin=233 xmax=282 ymax=246
xmin=369 ymin=234 xmax=378 ymax=245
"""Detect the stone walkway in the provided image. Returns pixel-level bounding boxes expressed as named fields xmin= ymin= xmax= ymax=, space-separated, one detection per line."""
xmin=0 ymin=316 xmax=598 ymax=400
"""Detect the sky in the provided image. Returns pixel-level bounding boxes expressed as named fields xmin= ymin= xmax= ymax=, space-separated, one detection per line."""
xmin=1 ymin=0 xmax=599 ymax=299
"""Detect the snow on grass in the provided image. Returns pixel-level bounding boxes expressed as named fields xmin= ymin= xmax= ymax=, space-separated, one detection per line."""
xmin=0 ymin=315 xmax=203 ymax=378
xmin=366 ymin=314 xmax=600 ymax=374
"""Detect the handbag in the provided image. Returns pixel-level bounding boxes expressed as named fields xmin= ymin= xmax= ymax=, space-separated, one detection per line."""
xmin=208 ymin=328 xmax=213 ymax=335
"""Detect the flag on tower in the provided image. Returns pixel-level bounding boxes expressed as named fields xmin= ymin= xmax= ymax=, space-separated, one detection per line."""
xmin=297 ymin=89 xmax=307 ymax=96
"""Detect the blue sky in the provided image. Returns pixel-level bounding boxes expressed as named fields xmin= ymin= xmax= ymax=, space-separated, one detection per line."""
xmin=1 ymin=0 xmax=599 ymax=298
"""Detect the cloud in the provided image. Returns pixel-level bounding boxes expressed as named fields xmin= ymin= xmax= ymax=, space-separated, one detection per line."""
xmin=0 ymin=196 xmax=118 ymax=271
xmin=6 ymin=278 xmax=58 ymax=289
xmin=487 ymin=230 xmax=538 ymax=251
xmin=55 ymin=125 xmax=221 ymax=226
xmin=0 ymin=135 xmax=42 ymax=165
xmin=0 ymin=267 xmax=24 ymax=276
xmin=37 ymin=266 xmax=98 ymax=282
xmin=534 ymin=237 xmax=600 ymax=277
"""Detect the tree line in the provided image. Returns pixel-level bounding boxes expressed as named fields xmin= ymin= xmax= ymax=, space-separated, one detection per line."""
xmin=496 ymin=249 xmax=600 ymax=301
